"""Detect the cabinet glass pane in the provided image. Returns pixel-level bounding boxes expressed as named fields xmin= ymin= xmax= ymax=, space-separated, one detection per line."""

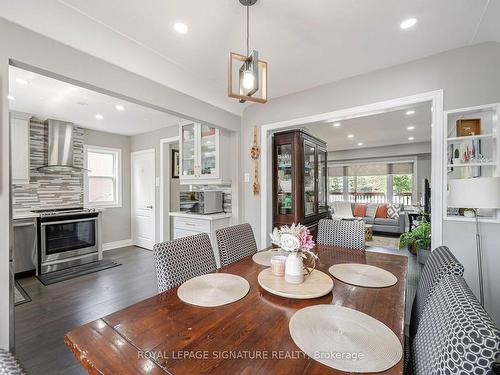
xmin=304 ymin=142 xmax=316 ymax=216
xmin=277 ymin=144 xmax=293 ymax=215
xmin=318 ymin=149 xmax=327 ymax=212
xmin=200 ymin=124 xmax=217 ymax=176
xmin=181 ymin=123 xmax=196 ymax=176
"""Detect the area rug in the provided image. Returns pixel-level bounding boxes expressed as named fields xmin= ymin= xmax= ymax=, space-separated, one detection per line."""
xmin=14 ymin=281 xmax=31 ymax=306
xmin=37 ymin=259 xmax=121 ymax=286
xmin=367 ymin=235 xmax=400 ymax=250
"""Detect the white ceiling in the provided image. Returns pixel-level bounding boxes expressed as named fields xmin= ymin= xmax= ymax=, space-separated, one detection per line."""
xmin=303 ymin=101 xmax=432 ymax=151
xmin=1 ymin=0 xmax=499 ymax=116
xmin=8 ymin=66 xmax=180 ymax=136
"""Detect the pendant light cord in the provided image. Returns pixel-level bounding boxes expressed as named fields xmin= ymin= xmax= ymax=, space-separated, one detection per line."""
xmin=246 ymin=4 xmax=250 ymax=58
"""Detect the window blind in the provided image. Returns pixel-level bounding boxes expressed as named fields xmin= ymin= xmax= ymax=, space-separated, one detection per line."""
xmin=329 ymin=162 xmax=413 ymax=177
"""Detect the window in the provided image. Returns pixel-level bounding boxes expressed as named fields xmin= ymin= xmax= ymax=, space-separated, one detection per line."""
xmin=84 ymin=146 xmax=122 ymax=208
xmin=328 ymin=160 xmax=415 ymax=205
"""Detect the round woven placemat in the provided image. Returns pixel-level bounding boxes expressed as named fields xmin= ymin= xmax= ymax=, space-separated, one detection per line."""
xmin=252 ymin=249 xmax=288 ymax=266
xmin=177 ymin=273 xmax=250 ymax=307
xmin=289 ymin=305 xmax=402 ymax=373
xmin=257 ymin=268 xmax=333 ymax=299
xmin=328 ymin=263 xmax=397 ymax=288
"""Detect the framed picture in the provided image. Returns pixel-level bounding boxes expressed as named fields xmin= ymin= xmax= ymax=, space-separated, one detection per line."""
xmin=171 ymin=149 xmax=179 ymax=178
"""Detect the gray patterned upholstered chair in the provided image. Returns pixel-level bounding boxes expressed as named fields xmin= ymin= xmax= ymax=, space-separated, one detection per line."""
xmin=216 ymin=223 xmax=258 ymax=267
xmin=409 ymin=245 xmax=464 ymax=341
xmin=153 ymin=233 xmax=217 ymax=293
xmin=316 ymin=219 xmax=365 ymax=250
xmin=0 ymin=349 xmax=26 ymax=374
xmin=411 ymin=275 xmax=500 ymax=374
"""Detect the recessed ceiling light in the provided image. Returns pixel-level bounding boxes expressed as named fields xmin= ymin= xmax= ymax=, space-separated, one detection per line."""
xmin=407 ymin=126 xmax=415 ymax=130
xmin=408 ymin=136 xmax=415 ymax=141
xmin=173 ymin=22 xmax=188 ymax=34
xmin=406 ymin=110 xmax=415 ymax=116
xmin=15 ymin=78 xmax=28 ymax=86
xmin=95 ymin=114 xmax=103 ymax=120
xmin=332 ymin=122 xmax=341 ymax=128
xmin=357 ymin=142 xmax=364 ymax=146
xmin=347 ymin=134 xmax=354 ymax=138
xmin=115 ymin=104 xmax=125 ymax=111
xmin=7 ymin=95 xmax=15 ymax=100
xmin=400 ymin=18 xmax=417 ymax=30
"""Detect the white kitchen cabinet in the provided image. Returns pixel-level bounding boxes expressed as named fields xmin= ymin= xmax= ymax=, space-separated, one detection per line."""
xmin=169 ymin=212 xmax=232 ymax=268
xmin=179 ymin=120 xmax=231 ymax=185
xmin=10 ymin=111 xmax=31 ymax=184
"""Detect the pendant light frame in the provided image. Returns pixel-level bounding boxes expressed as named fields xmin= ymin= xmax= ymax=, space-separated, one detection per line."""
xmin=228 ymin=0 xmax=268 ymax=104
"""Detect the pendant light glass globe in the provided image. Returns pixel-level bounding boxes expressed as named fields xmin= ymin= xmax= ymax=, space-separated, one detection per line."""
xmin=242 ymin=70 xmax=255 ymax=90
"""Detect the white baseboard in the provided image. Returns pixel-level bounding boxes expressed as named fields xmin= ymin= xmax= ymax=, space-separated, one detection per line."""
xmin=102 ymin=238 xmax=134 ymax=251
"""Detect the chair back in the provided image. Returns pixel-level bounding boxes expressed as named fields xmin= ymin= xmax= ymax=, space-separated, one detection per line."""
xmin=216 ymin=223 xmax=258 ymax=267
xmin=153 ymin=233 xmax=217 ymax=293
xmin=410 ymin=245 xmax=464 ymax=341
xmin=316 ymin=219 xmax=365 ymax=250
xmin=411 ymin=275 xmax=500 ymax=374
xmin=0 ymin=349 xmax=26 ymax=374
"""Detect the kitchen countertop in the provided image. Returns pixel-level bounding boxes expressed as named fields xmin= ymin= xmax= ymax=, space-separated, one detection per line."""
xmin=13 ymin=212 xmax=39 ymax=220
xmin=168 ymin=211 xmax=232 ymax=220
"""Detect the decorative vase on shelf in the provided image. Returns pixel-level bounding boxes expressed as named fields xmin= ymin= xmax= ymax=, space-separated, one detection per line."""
xmin=285 ymin=253 xmax=304 ymax=284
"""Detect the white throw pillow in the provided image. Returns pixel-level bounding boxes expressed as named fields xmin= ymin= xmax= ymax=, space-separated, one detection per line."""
xmin=332 ymin=201 xmax=354 ymax=219
xmin=387 ymin=204 xmax=401 ymax=219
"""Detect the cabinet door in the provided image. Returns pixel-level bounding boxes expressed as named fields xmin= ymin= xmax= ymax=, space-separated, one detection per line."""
xmin=276 ymin=142 xmax=294 ymax=217
xmin=10 ymin=113 xmax=30 ymax=184
xmin=179 ymin=121 xmax=198 ymax=179
xmin=199 ymin=124 xmax=219 ymax=178
xmin=318 ymin=147 xmax=328 ymax=213
xmin=303 ymin=141 xmax=317 ymax=217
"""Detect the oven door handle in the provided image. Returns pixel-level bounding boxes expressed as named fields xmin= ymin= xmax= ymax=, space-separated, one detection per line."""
xmin=40 ymin=217 xmax=98 ymax=226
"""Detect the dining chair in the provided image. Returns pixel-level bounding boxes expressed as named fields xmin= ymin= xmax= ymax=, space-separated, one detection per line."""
xmin=316 ymin=219 xmax=365 ymax=250
xmin=411 ymin=275 xmax=500 ymax=374
xmin=409 ymin=245 xmax=464 ymax=341
xmin=216 ymin=223 xmax=258 ymax=267
xmin=0 ymin=349 xmax=26 ymax=374
xmin=153 ymin=233 xmax=217 ymax=293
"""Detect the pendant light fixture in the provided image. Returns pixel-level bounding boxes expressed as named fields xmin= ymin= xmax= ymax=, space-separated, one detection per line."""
xmin=228 ymin=0 xmax=268 ymax=104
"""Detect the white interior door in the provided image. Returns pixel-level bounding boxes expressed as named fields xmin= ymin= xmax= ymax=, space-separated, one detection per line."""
xmin=131 ymin=149 xmax=156 ymax=250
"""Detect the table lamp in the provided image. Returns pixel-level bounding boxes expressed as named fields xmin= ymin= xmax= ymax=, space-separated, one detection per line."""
xmin=448 ymin=176 xmax=500 ymax=305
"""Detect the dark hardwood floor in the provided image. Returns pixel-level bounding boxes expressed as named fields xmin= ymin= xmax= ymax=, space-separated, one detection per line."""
xmin=15 ymin=246 xmax=158 ymax=375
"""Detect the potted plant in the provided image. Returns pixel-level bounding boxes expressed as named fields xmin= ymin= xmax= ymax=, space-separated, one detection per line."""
xmin=399 ymin=217 xmax=431 ymax=264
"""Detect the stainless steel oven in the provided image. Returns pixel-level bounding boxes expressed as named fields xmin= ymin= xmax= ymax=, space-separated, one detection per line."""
xmin=34 ymin=208 xmax=101 ymax=274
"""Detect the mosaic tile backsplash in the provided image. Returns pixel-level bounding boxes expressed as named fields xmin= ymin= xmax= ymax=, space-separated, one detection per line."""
xmin=12 ymin=119 xmax=84 ymax=215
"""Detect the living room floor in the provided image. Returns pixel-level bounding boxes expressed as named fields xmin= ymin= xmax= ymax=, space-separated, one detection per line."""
xmin=367 ymin=234 xmax=400 ymax=249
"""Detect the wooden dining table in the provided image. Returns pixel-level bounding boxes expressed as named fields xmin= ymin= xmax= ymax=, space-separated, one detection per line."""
xmin=65 ymin=245 xmax=408 ymax=374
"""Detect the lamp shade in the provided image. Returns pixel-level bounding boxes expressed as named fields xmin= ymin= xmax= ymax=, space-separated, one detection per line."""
xmin=448 ymin=177 xmax=500 ymax=208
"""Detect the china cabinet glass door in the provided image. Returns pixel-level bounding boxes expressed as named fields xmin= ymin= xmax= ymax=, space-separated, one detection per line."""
xmin=181 ymin=122 xmax=196 ymax=177
xmin=277 ymin=144 xmax=293 ymax=215
xmin=200 ymin=124 xmax=218 ymax=177
xmin=304 ymin=141 xmax=316 ymax=217
xmin=318 ymin=147 xmax=328 ymax=213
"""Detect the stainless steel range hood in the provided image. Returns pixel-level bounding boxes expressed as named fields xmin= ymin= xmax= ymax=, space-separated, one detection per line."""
xmin=37 ymin=119 xmax=83 ymax=172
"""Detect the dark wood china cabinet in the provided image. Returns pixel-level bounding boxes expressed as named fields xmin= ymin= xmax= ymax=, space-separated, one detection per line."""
xmin=272 ymin=129 xmax=328 ymax=238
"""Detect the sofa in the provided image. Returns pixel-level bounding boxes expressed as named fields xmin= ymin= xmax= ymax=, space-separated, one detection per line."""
xmin=330 ymin=202 xmax=406 ymax=234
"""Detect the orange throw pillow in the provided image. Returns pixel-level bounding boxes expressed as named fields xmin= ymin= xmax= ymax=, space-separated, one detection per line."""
xmin=375 ymin=204 xmax=388 ymax=218
xmin=353 ymin=204 xmax=367 ymax=217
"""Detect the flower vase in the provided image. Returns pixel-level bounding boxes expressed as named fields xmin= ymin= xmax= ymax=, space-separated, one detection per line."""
xmin=285 ymin=253 xmax=304 ymax=284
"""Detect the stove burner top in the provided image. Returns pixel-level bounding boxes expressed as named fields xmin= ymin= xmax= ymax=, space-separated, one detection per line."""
xmin=31 ymin=207 xmax=97 ymax=217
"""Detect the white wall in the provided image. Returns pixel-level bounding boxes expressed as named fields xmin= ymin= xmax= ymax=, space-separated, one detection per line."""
xmin=0 ymin=18 xmax=240 ymax=350
xmin=84 ymin=129 xmax=131 ymax=244
xmin=241 ymin=41 xmax=500 ymax=325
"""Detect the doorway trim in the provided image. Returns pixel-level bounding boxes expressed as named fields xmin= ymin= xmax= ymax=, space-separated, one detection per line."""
xmin=259 ymin=89 xmax=444 ymax=250
xmin=131 ymin=148 xmax=156 ymax=249
xmin=159 ymin=136 xmax=180 ymax=242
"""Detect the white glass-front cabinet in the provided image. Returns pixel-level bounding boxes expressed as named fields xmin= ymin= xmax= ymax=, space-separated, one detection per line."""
xmin=179 ymin=121 xmax=229 ymax=184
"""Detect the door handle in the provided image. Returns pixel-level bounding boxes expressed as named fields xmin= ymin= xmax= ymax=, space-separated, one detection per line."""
xmin=146 ymin=205 xmax=153 ymax=209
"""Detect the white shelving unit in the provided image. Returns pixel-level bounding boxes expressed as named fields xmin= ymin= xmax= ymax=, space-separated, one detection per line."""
xmin=444 ymin=103 xmax=500 ymax=222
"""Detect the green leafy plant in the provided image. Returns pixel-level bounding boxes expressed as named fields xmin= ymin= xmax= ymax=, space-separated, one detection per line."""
xmin=399 ymin=217 xmax=431 ymax=250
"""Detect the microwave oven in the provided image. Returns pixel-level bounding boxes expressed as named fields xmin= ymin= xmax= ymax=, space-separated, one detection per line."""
xmin=180 ymin=191 xmax=224 ymax=214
